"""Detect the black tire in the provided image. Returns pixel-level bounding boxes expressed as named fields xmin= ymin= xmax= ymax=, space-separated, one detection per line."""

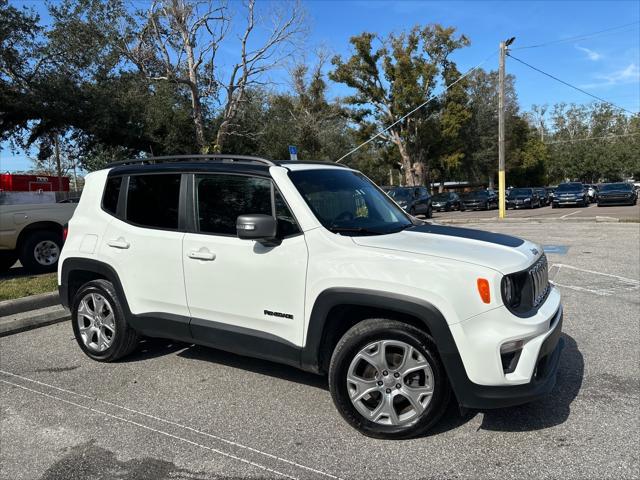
xmin=552 ymin=203 xmax=557 ymax=209
xmin=71 ymin=279 xmax=139 ymax=362
xmin=328 ymin=319 xmax=451 ymax=439
xmin=0 ymin=251 xmax=17 ymax=273
xmin=19 ymin=230 xmax=62 ymax=273
xmin=597 ymin=202 xmax=602 ymax=207
xmin=409 ymin=207 xmax=416 ymax=216
xmin=426 ymin=206 xmax=433 ymax=219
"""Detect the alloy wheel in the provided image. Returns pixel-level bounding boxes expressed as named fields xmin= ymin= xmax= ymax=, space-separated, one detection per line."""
xmin=347 ymin=340 xmax=434 ymax=426
xmin=77 ymin=293 xmax=116 ymax=352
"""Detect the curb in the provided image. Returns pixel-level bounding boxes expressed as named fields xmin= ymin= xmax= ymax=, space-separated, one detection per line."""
xmin=0 ymin=305 xmax=70 ymax=337
xmin=0 ymin=291 xmax=60 ymax=317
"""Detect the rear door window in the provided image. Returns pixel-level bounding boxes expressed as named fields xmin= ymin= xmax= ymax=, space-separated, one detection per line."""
xmin=126 ymin=174 xmax=181 ymax=229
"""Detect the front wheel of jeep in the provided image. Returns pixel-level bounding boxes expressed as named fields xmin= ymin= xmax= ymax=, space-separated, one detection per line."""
xmin=328 ymin=319 xmax=450 ymax=439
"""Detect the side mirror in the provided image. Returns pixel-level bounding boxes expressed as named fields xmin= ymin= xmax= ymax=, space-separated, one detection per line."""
xmin=236 ymin=214 xmax=279 ymax=245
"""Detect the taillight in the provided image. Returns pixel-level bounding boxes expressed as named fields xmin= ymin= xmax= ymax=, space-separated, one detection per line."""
xmin=62 ymin=224 xmax=69 ymax=241
xmin=477 ymin=278 xmax=491 ymax=304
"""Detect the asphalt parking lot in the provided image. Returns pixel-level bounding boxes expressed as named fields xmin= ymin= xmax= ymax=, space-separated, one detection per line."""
xmin=432 ymin=201 xmax=640 ymax=222
xmin=1 ymin=222 xmax=639 ymax=480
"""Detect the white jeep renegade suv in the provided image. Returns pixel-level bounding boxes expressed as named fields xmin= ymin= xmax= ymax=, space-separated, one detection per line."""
xmin=58 ymin=155 xmax=563 ymax=439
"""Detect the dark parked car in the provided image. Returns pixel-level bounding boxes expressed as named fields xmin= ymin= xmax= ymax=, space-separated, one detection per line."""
xmin=597 ymin=182 xmax=637 ymax=206
xmin=431 ymin=192 xmax=462 ymax=212
xmin=506 ymin=187 xmax=541 ymax=209
xmin=387 ymin=186 xmax=432 ymax=218
xmin=534 ymin=187 xmax=550 ymax=206
xmin=552 ymin=182 xmax=588 ymax=208
xmin=460 ymin=190 xmax=498 ymax=210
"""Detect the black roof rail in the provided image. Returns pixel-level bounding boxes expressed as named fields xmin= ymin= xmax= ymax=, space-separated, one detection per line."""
xmin=108 ymin=154 xmax=275 ymax=168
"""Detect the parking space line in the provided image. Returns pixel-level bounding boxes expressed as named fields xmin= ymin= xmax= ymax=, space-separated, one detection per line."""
xmin=0 ymin=370 xmax=342 ymax=480
xmin=0 ymin=379 xmax=297 ymax=480
xmin=551 ymin=264 xmax=639 ymax=285
xmin=550 ymin=281 xmax=612 ymax=296
xmin=560 ymin=210 xmax=580 ymax=219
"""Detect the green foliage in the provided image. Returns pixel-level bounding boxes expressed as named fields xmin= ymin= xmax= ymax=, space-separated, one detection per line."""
xmin=2 ymin=1 xmax=637 ymax=188
xmin=330 ymin=25 xmax=469 ymax=185
xmin=545 ymin=103 xmax=639 ymax=183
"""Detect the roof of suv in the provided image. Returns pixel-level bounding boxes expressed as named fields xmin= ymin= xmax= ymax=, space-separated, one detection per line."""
xmin=107 ymin=155 xmax=350 ymax=176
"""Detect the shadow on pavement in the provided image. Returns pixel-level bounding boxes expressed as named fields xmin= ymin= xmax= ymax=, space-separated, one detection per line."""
xmin=179 ymin=344 xmax=329 ymax=391
xmin=478 ymin=333 xmax=584 ymax=432
xmin=0 ymin=264 xmax=30 ymax=279
xmin=120 ymin=337 xmax=191 ymax=362
xmin=120 ymin=333 xmax=583 ymax=435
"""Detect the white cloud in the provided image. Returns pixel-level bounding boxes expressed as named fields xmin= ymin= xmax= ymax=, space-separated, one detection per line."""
xmin=580 ymin=63 xmax=639 ymax=89
xmin=575 ymin=45 xmax=603 ymax=61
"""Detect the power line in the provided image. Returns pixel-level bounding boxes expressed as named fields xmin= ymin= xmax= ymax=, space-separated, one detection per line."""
xmin=512 ymin=21 xmax=640 ymax=50
xmin=507 ymin=53 xmax=638 ymax=116
xmin=335 ymin=50 xmax=497 ymax=163
xmin=544 ymin=132 xmax=640 ymax=145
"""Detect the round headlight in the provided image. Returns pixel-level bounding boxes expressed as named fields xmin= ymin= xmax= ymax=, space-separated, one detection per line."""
xmin=503 ymin=276 xmax=514 ymax=305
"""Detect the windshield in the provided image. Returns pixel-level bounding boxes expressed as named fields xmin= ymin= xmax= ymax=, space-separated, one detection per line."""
xmin=288 ymin=169 xmax=412 ymax=235
xmin=464 ymin=191 xmax=489 ymax=199
xmin=556 ymin=183 xmax=582 ymax=192
xmin=509 ymin=188 xmax=533 ymax=197
xmin=432 ymin=193 xmax=452 ymax=201
xmin=387 ymin=188 xmax=412 ymax=200
xmin=600 ymin=183 xmax=631 ymax=192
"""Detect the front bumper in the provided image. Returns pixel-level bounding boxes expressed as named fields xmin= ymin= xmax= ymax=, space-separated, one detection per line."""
xmin=443 ymin=288 xmax=563 ymax=409
xmin=462 ymin=202 xmax=485 ymax=210
xmin=554 ymin=197 xmax=582 ymax=205
xmin=599 ymin=196 xmax=635 ymax=205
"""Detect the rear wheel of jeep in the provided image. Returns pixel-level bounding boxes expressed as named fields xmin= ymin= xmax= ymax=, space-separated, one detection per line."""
xmin=72 ymin=279 xmax=139 ymax=362
xmin=328 ymin=319 xmax=450 ymax=439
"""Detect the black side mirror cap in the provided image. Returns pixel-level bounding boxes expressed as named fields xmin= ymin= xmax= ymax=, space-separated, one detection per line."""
xmin=236 ymin=214 xmax=280 ymax=245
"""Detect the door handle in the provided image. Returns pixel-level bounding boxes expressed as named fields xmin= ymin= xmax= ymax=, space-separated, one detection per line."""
xmin=188 ymin=249 xmax=216 ymax=261
xmin=107 ymin=238 xmax=130 ymax=249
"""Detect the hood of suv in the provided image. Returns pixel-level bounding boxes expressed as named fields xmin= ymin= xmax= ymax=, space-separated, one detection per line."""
xmin=351 ymin=224 xmax=540 ymax=274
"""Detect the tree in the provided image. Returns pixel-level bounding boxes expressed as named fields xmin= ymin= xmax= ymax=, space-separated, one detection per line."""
xmin=213 ymin=0 xmax=305 ymax=153
xmin=330 ymin=25 xmax=469 ymax=186
xmin=219 ymin=58 xmax=352 ymax=162
xmin=127 ymin=0 xmax=228 ymax=150
xmin=462 ymin=68 xmax=523 ymax=187
xmin=545 ymin=103 xmax=640 ymax=183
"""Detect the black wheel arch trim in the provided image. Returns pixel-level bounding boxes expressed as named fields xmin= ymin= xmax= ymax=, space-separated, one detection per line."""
xmin=60 ymin=264 xmax=562 ymax=409
xmin=303 ymin=287 xmax=563 ymax=409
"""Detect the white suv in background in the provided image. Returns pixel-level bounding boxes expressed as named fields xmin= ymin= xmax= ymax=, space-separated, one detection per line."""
xmin=58 ymin=155 xmax=563 ymax=439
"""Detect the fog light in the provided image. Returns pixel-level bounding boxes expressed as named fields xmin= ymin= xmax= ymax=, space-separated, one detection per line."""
xmin=500 ymin=339 xmax=524 ymax=354
xmin=500 ymin=340 xmax=524 ymax=374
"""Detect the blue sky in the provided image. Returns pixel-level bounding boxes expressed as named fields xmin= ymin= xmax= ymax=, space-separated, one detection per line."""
xmin=2 ymin=0 xmax=639 ymax=172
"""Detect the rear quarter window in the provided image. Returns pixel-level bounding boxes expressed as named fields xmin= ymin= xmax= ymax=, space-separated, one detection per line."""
xmin=102 ymin=177 xmax=122 ymax=215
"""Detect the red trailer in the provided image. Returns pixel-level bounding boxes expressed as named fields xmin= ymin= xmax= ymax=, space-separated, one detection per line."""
xmin=0 ymin=173 xmax=70 ymax=192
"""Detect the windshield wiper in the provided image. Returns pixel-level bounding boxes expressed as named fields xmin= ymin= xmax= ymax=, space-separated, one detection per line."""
xmin=328 ymin=226 xmax=385 ymax=235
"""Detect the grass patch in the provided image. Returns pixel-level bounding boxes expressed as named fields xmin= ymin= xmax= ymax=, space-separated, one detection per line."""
xmin=0 ymin=273 xmax=57 ymax=301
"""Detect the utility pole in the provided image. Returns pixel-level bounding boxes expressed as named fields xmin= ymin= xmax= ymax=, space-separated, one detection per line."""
xmin=54 ymin=135 xmax=62 ymax=192
xmin=498 ymin=37 xmax=515 ymax=219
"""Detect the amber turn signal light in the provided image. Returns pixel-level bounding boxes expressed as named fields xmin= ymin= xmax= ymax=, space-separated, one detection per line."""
xmin=477 ymin=278 xmax=491 ymax=304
